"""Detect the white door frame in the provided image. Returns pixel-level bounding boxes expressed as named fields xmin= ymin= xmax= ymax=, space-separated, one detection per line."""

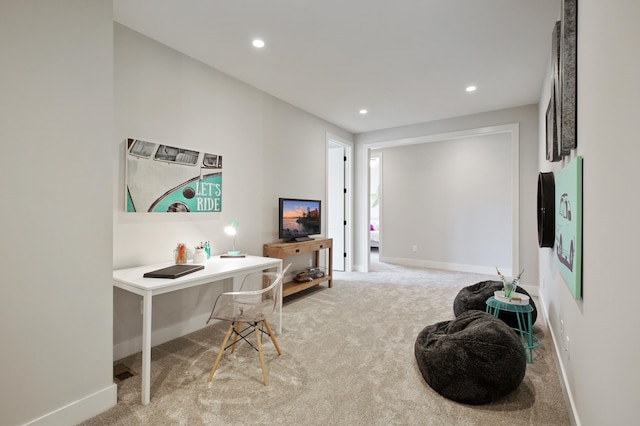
xmin=356 ymin=124 xmax=520 ymax=274
xmin=327 ymin=133 xmax=353 ymax=272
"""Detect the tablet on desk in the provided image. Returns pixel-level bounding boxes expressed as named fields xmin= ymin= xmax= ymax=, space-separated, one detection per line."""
xmin=143 ymin=264 xmax=204 ymax=279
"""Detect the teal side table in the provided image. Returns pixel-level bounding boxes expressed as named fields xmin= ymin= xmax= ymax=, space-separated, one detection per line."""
xmin=485 ymin=296 xmax=540 ymax=363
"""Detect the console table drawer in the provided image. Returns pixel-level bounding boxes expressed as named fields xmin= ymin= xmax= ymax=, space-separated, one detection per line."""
xmin=263 ymin=238 xmax=332 ymax=258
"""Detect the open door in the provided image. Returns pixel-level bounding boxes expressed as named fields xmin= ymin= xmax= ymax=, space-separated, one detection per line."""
xmin=327 ymin=136 xmax=352 ymax=272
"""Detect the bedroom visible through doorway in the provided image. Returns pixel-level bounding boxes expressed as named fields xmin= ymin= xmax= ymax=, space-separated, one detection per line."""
xmin=369 ymin=152 xmax=381 ymax=266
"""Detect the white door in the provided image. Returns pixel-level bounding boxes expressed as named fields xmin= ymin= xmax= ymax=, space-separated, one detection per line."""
xmin=328 ymin=143 xmax=345 ymax=271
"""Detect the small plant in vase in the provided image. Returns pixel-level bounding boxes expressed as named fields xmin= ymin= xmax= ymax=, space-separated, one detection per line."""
xmin=496 ymin=267 xmax=525 ymax=299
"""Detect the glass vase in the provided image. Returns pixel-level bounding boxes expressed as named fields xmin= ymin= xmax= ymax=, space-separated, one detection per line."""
xmin=504 ymin=280 xmax=517 ymax=298
xmin=174 ymin=243 xmax=187 ymax=264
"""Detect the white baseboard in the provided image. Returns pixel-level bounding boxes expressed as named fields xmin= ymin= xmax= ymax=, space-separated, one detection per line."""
xmin=538 ymin=293 xmax=581 ymax=426
xmin=381 ymin=256 xmax=513 ymax=277
xmin=114 ymin=312 xmax=215 ymax=360
xmin=24 ymin=384 xmax=117 ymax=426
xmin=357 ymin=257 xmax=540 ymax=295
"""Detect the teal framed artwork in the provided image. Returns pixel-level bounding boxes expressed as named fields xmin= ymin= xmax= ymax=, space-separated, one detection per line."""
xmin=555 ymin=156 xmax=582 ymax=298
xmin=125 ymin=139 xmax=223 ymax=213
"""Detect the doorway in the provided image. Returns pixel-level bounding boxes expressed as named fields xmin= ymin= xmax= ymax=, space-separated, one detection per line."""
xmin=369 ymin=152 xmax=381 ymax=265
xmin=357 ymin=124 xmax=520 ymax=275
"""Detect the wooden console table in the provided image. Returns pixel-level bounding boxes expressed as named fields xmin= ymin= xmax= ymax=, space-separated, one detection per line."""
xmin=263 ymin=238 xmax=332 ymax=297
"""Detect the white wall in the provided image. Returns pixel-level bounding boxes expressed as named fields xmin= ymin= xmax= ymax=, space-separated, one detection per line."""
xmin=538 ymin=1 xmax=640 ymax=425
xmin=0 ymin=1 xmax=116 ymax=425
xmin=376 ymin=133 xmax=513 ymax=274
xmin=113 ymin=24 xmax=352 ymax=359
xmin=355 ymin=104 xmax=539 ymax=286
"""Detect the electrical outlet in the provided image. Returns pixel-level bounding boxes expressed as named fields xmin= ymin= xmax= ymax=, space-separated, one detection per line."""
xmin=412 ymin=245 xmax=418 ymax=252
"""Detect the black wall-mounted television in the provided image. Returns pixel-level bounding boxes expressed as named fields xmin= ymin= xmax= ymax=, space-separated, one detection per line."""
xmin=278 ymin=198 xmax=321 ymax=242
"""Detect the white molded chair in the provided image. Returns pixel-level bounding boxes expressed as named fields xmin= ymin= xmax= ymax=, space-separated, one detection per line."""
xmin=206 ymin=263 xmax=291 ymax=385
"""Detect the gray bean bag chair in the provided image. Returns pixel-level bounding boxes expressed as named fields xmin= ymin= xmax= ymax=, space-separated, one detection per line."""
xmin=415 ymin=310 xmax=526 ymax=405
xmin=453 ymin=280 xmax=537 ymax=328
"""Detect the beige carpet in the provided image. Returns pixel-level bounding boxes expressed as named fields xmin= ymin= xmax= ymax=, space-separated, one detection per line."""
xmin=83 ymin=261 xmax=570 ymax=425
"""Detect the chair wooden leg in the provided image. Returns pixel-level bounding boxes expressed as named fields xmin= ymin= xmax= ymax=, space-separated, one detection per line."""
xmin=231 ymin=321 xmax=241 ymax=353
xmin=255 ymin=324 xmax=268 ymax=386
xmin=263 ymin=319 xmax=282 ymax=356
xmin=208 ymin=324 xmax=234 ymax=382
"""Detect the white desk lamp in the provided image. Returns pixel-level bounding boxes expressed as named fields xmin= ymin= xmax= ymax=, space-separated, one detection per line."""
xmin=224 ymin=220 xmax=242 ymax=256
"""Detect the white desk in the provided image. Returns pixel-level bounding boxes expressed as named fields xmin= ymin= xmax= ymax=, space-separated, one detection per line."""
xmin=113 ymin=255 xmax=282 ymax=405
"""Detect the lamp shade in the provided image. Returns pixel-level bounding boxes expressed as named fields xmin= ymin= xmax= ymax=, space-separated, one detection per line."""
xmin=224 ymin=220 xmax=240 ymax=255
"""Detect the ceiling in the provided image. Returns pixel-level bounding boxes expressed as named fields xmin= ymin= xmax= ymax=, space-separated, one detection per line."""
xmin=113 ymin=0 xmax=560 ymax=134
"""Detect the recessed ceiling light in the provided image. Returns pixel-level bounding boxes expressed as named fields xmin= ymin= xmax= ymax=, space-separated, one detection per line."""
xmin=359 ymin=109 xmax=368 ymax=115
xmin=252 ymin=39 xmax=265 ymax=48
xmin=466 ymin=85 xmax=477 ymax=92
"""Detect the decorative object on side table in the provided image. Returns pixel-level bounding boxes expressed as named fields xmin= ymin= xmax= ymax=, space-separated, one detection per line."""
xmin=496 ymin=267 xmax=524 ymax=299
xmin=494 ymin=290 xmax=530 ymax=305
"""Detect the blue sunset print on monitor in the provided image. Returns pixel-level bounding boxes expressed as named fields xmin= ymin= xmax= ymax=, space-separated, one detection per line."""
xmin=281 ymin=199 xmax=321 ymax=239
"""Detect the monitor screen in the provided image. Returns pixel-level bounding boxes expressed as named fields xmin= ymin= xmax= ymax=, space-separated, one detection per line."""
xmin=279 ymin=198 xmax=321 ymax=242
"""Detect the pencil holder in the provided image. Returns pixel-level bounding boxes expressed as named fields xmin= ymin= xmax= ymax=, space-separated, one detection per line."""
xmin=194 ymin=247 xmax=207 ymax=263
